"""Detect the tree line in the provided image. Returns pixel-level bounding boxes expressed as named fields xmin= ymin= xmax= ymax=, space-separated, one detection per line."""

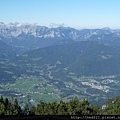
xmin=0 ymin=96 xmax=120 ymax=115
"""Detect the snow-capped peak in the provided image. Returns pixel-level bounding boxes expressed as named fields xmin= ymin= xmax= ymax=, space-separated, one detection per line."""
xmin=0 ymin=22 xmax=120 ymax=42
xmin=102 ymin=27 xmax=111 ymax=30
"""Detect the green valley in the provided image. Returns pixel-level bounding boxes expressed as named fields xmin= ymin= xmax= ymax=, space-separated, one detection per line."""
xmin=0 ymin=41 xmax=120 ymax=107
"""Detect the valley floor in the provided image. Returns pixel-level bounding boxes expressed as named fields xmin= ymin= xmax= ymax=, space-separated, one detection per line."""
xmin=0 ymin=74 xmax=120 ymax=107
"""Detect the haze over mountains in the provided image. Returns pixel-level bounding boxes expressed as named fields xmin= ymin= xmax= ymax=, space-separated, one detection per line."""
xmin=0 ymin=22 xmax=120 ymax=106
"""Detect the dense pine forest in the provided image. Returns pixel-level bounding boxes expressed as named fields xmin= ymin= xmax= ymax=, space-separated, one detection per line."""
xmin=0 ymin=96 xmax=120 ymax=116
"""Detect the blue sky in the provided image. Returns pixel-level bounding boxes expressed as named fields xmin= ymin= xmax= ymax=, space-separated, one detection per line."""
xmin=0 ymin=0 xmax=120 ymax=29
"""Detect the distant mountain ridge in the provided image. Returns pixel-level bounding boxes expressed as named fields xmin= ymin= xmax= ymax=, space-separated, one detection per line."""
xmin=1 ymin=22 xmax=120 ymax=50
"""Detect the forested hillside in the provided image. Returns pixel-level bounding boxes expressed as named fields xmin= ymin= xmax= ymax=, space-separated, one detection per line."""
xmin=11 ymin=41 xmax=120 ymax=77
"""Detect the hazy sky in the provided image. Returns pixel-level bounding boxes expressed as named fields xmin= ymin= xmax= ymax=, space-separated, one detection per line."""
xmin=0 ymin=0 xmax=120 ymax=29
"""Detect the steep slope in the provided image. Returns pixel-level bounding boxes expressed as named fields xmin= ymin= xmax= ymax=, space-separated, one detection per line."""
xmin=0 ymin=40 xmax=19 ymax=61
xmin=0 ymin=40 xmax=23 ymax=83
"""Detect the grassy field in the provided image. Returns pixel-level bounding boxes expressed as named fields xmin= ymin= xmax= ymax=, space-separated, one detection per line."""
xmin=0 ymin=76 xmax=61 ymax=106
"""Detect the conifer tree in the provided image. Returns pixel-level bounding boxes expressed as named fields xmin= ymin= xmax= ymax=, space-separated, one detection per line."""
xmin=0 ymin=103 xmax=5 ymax=115
xmin=58 ymin=100 xmax=67 ymax=115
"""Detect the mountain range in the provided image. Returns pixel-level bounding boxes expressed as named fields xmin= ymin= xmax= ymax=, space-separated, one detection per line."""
xmin=1 ymin=22 xmax=120 ymax=51
xmin=0 ymin=22 xmax=120 ymax=106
